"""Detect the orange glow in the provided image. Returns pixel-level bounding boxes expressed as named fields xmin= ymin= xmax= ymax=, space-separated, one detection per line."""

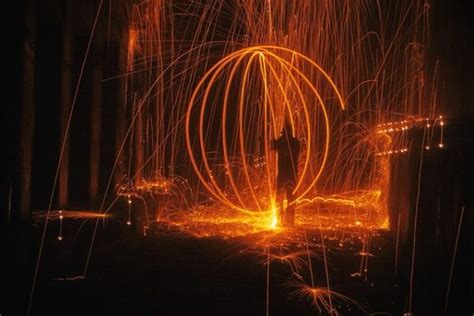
xmin=289 ymin=282 xmax=366 ymax=314
xmin=29 ymin=2 xmax=450 ymax=315
xmin=115 ymin=1 xmax=445 ymax=242
xmin=109 ymin=2 xmax=443 ymax=312
xmin=32 ymin=210 xmax=109 ymax=221
xmin=185 ymin=46 xmax=345 ymax=215
xmin=269 ymin=198 xmax=279 ymax=229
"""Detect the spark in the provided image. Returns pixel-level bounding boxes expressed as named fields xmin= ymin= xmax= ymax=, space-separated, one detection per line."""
xmin=32 ymin=210 xmax=109 ymax=221
xmin=288 ymin=282 xmax=366 ymax=315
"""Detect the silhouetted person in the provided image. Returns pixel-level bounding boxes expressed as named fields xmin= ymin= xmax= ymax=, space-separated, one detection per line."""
xmin=271 ymin=121 xmax=300 ymax=227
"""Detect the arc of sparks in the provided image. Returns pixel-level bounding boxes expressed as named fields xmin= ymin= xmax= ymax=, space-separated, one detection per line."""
xmin=185 ymin=45 xmax=345 ymax=213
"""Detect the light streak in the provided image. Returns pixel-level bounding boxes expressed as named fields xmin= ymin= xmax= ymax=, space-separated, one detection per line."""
xmin=288 ymin=282 xmax=366 ymax=315
xmin=185 ymin=46 xmax=344 ymax=214
xmin=58 ymin=210 xmax=63 ymax=241
xmin=443 ymin=206 xmax=465 ymax=316
xmin=32 ymin=210 xmax=110 ymax=221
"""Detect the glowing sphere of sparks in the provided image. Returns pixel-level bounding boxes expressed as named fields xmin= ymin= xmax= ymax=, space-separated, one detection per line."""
xmin=185 ymin=46 xmax=344 ymax=213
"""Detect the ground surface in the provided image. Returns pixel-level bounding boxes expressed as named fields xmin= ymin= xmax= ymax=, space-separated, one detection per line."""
xmin=3 ymin=217 xmax=472 ymax=316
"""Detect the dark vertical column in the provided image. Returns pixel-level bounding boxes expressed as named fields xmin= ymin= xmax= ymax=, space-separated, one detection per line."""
xmin=58 ymin=0 xmax=73 ymax=209
xmin=388 ymin=155 xmax=411 ymax=244
xmin=133 ymin=97 xmax=144 ymax=187
xmin=114 ymin=31 xmax=129 ymax=187
xmin=3 ymin=0 xmax=23 ymax=226
xmin=17 ymin=0 xmax=37 ymax=221
xmin=90 ymin=53 xmax=103 ymax=205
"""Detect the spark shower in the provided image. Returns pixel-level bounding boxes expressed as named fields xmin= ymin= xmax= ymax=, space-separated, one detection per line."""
xmin=23 ymin=1 xmax=464 ymax=315
xmin=118 ymin=0 xmax=437 ymax=234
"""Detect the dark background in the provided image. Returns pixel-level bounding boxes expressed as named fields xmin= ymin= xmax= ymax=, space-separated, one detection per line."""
xmin=2 ymin=1 xmax=473 ymax=315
